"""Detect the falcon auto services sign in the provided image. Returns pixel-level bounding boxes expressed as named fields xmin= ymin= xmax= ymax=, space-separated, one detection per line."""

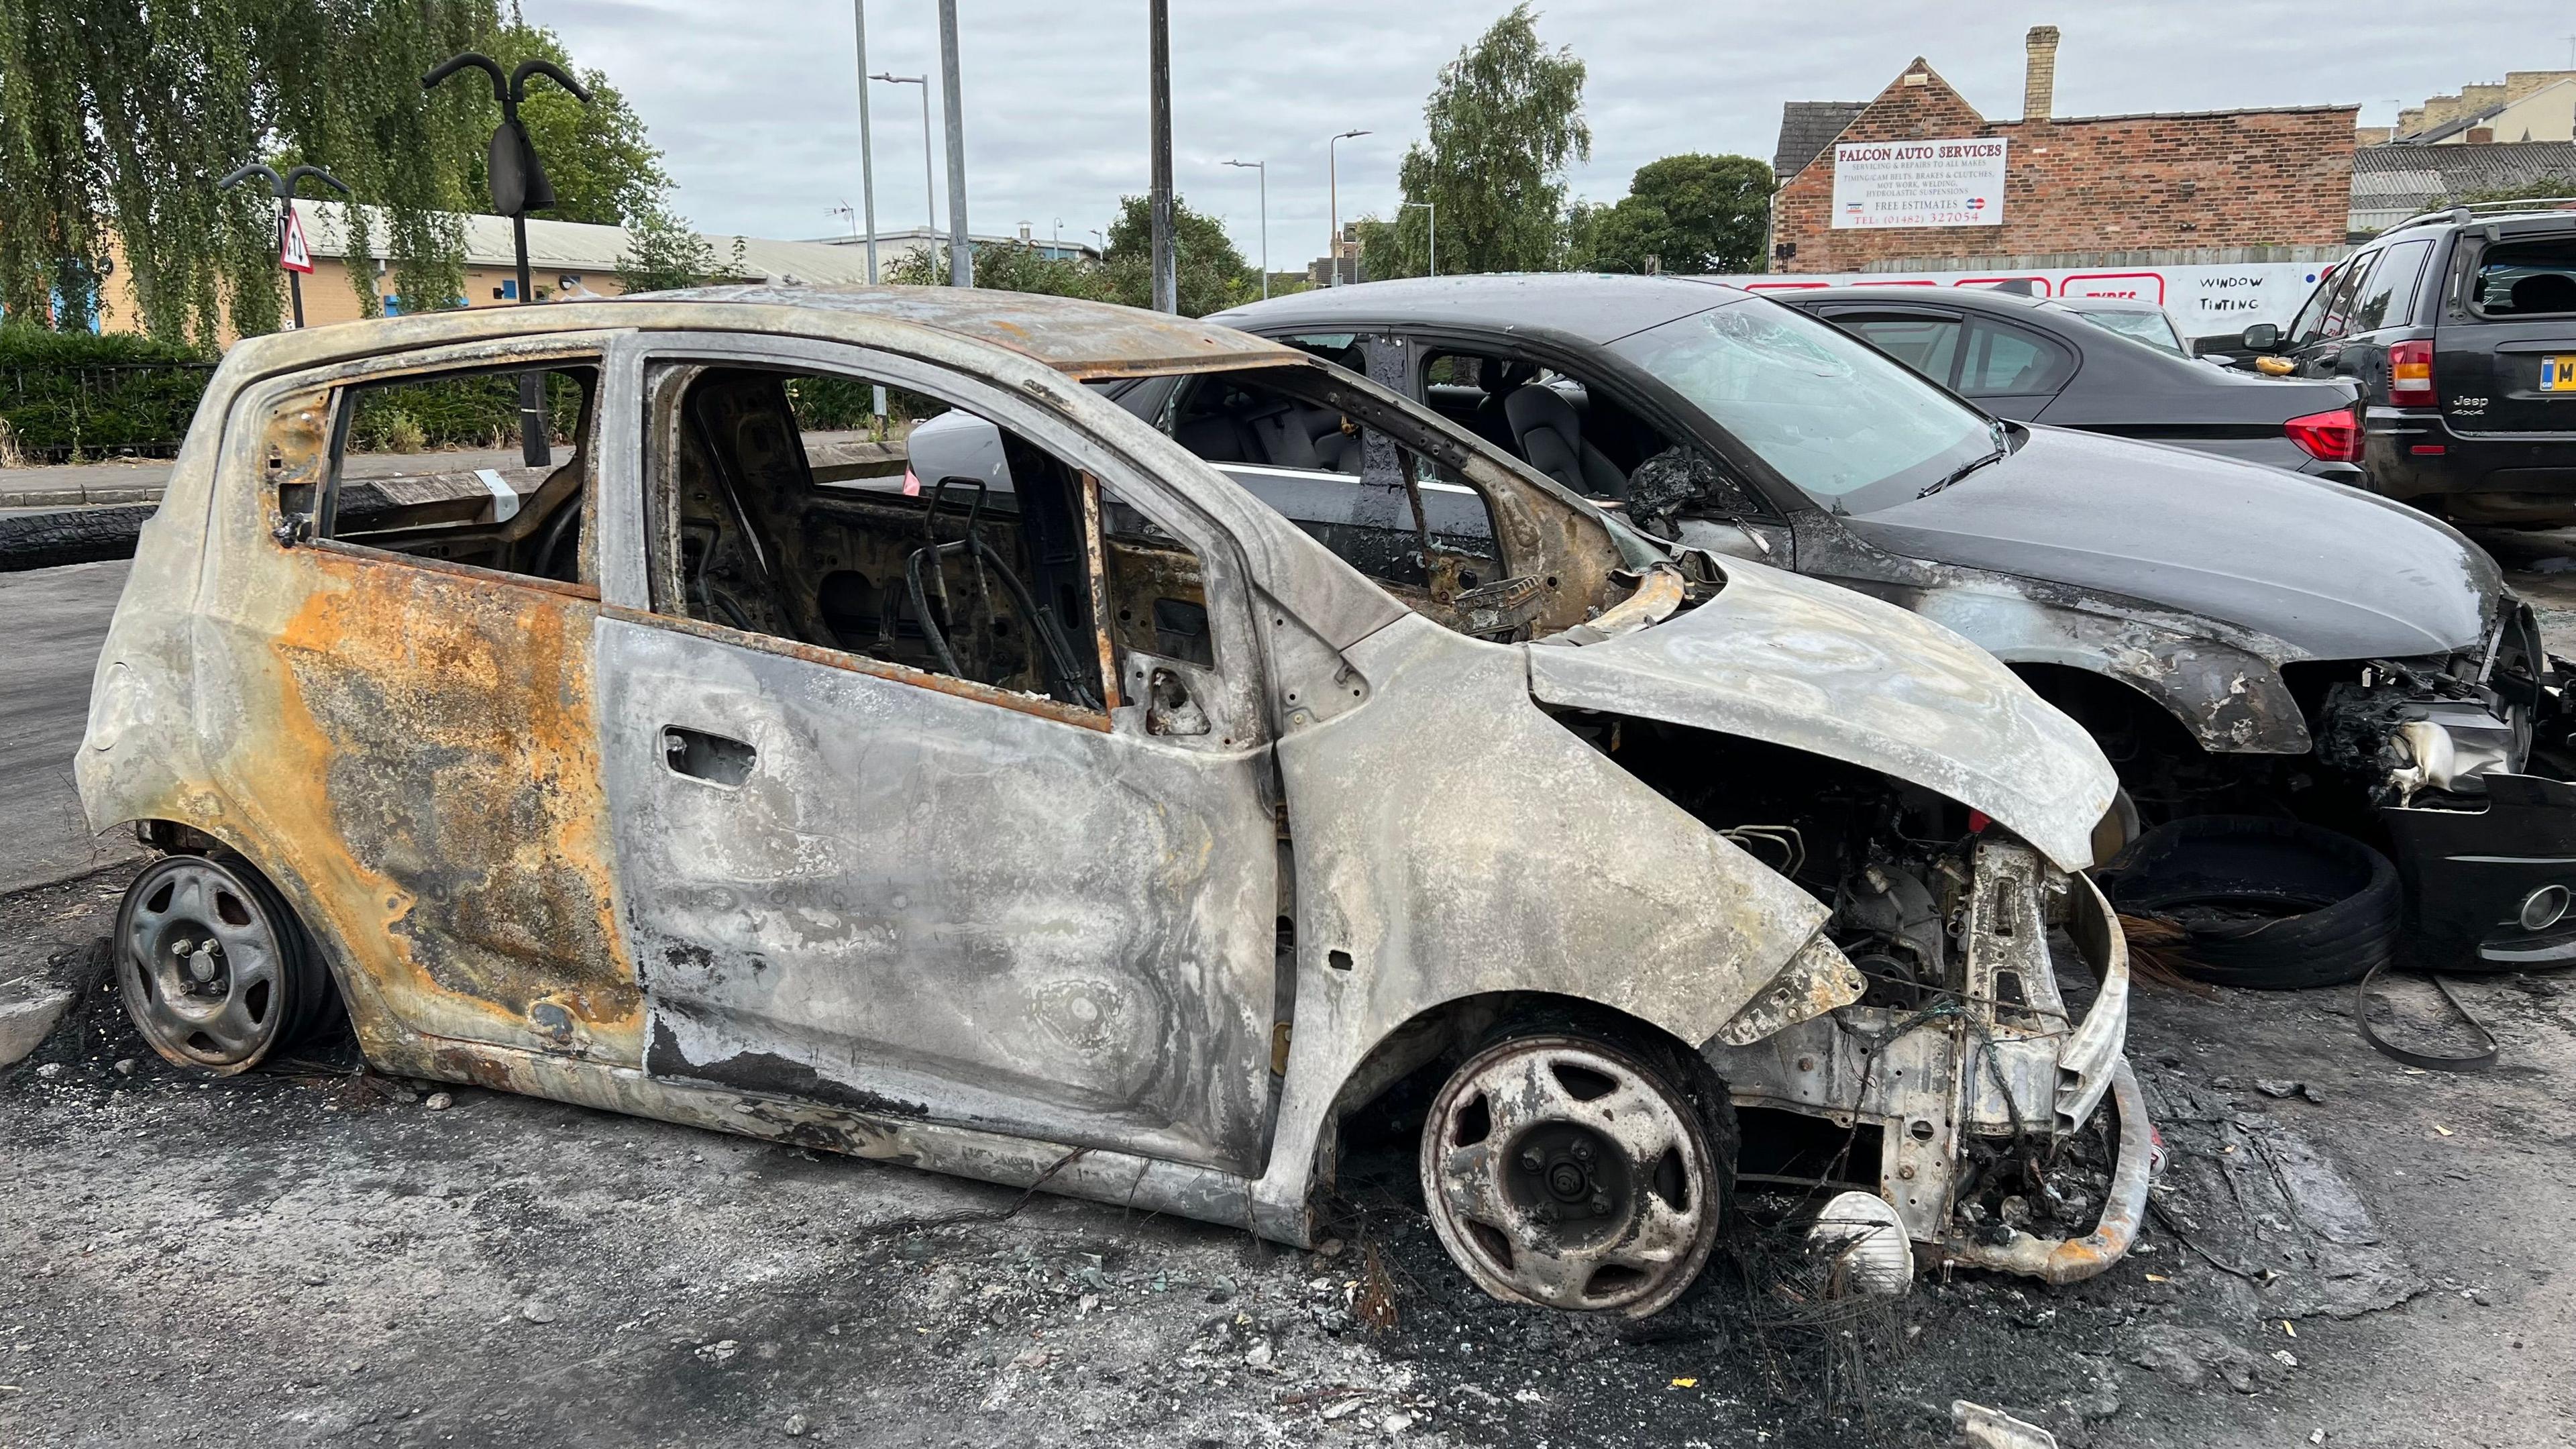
xmin=1831 ymin=138 xmax=2008 ymax=229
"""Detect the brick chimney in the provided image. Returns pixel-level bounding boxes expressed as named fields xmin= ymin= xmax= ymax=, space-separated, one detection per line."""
xmin=2023 ymin=25 xmax=2061 ymax=123
xmin=2467 ymin=126 xmax=2496 ymax=144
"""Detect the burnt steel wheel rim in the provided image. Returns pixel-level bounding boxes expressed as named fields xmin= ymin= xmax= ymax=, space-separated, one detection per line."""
xmin=1419 ymin=1034 xmax=1719 ymax=1316
xmin=115 ymin=856 xmax=297 ymax=1073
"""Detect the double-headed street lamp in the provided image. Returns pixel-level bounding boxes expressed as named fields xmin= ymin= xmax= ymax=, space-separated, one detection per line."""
xmin=1223 ymin=159 xmax=1266 ymax=299
xmin=423 ymin=50 xmax=590 ymax=468
xmin=1328 ymin=129 xmax=1369 ymax=286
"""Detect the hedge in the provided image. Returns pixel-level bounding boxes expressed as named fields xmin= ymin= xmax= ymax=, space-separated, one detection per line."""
xmin=0 ymin=327 xmax=214 ymax=464
xmin=0 ymin=325 xmax=899 ymax=467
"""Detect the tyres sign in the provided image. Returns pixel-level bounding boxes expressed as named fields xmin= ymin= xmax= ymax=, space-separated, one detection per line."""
xmin=1830 ymin=138 xmax=2008 ymax=229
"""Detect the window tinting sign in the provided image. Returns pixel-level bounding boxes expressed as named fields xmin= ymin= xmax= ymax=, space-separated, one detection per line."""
xmin=1831 ymin=138 xmax=2008 ymax=229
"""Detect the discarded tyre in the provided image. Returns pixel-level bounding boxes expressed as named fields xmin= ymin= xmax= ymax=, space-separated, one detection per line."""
xmin=2097 ymin=815 xmax=2400 ymax=989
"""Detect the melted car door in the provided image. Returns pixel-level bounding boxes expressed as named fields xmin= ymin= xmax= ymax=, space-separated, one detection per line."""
xmin=590 ymin=335 xmax=1283 ymax=1177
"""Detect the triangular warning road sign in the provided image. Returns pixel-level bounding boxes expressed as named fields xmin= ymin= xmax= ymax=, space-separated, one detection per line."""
xmin=280 ymin=206 xmax=314 ymax=274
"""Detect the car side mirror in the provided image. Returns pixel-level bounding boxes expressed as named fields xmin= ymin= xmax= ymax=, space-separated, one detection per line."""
xmin=2240 ymin=323 xmax=2280 ymax=352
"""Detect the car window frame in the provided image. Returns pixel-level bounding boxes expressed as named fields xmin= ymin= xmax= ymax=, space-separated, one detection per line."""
xmin=1954 ymin=314 xmax=2078 ymax=398
xmin=2311 ymin=252 xmax=2375 ymax=343
xmin=1809 ymin=304 xmax=1970 ymax=390
xmin=2347 ymin=237 xmax=2434 ymax=335
xmin=604 ymin=329 xmax=1273 ymax=743
xmin=1360 ymin=322 xmax=1794 ymax=523
xmin=260 ymin=332 xmax=627 ymax=602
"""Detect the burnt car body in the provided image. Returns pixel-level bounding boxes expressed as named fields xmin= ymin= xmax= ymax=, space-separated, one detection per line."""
xmin=1213 ymin=275 xmax=2576 ymax=971
xmin=1770 ymin=284 xmax=2365 ymax=482
xmin=80 ymin=288 xmax=2145 ymax=1313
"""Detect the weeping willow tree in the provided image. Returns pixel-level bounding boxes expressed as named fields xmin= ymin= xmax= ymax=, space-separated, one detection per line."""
xmin=0 ymin=1 xmax=665 ymax=347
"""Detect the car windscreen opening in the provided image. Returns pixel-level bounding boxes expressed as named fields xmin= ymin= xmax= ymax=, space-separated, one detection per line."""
xmin=1608 ymin=299 xmax=1998 ymax=514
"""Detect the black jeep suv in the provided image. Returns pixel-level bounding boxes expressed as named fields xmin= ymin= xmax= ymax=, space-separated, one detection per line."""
xmin=2243 ymin=201 xmax=2576 ymax=524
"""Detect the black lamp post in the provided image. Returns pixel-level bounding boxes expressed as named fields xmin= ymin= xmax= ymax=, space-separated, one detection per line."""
xmin=218 ymin=162 xmax=350 ymax=330
xmin=423 ymin=52 xmax=590 ymax=467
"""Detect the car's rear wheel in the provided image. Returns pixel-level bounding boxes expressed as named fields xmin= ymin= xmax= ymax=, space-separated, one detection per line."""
xmin=114 ymin=852 xmax=331 ymax=1074
xmin=1419 ymin=1031 xmax=1729 ymax=1318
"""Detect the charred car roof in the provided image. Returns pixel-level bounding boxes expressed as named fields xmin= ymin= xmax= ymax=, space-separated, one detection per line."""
xmin=627 ymin=284 xmax=1305 ymax=378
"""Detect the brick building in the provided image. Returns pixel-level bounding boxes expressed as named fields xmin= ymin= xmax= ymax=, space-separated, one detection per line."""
xmin=1769 ymin=28 xmax=2358 ymax=273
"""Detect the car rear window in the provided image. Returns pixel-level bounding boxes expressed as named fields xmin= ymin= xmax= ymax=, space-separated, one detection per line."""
xmin=2471 ymin=238 xmax=2576 ymax=317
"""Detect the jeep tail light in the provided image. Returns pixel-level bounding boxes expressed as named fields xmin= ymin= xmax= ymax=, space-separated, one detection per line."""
xmin=2285 ymin=407 xmax=2364 ymax=464
xmin=2389 ymin=339 xmax=2436 ymax=406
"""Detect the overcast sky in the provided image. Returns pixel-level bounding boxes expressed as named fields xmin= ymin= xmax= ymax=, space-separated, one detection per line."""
xmin=533 ymin=0 xmax=2573 ymax=268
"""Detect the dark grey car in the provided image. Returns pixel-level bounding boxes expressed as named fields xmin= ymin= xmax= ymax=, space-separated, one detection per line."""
xmin=1207 ymin=274 xmax=2576 ymax=972
xmin=1772 ymin=284 xmax=2366 ymax=482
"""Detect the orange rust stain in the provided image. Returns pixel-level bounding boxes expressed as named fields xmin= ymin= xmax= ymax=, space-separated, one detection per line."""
xmin=242 ymin=549 xmax=643 ymax=1065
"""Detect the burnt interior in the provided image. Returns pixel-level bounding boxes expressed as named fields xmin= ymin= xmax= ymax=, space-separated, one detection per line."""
xmin=643 ymin=365 xmax=1212 ymax=708
xmin=317 ymin=363 xmax=602 ymax=586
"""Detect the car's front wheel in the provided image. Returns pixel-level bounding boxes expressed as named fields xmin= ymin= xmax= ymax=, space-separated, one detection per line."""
xmin=1419 ymin=1030 xmax=1731 ymax=1317
xmin=114 ymin=851 xmax=333 ymax=1074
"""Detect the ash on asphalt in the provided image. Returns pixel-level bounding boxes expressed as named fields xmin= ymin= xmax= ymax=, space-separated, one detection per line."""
xmin=7 ymin=866 xmax=2572 ymax=1448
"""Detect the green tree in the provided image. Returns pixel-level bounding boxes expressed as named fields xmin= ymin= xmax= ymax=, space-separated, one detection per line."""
xmin=1589 ymin=154 xmax=1773 ymax=275
xmin=1102 ymin=193 xmax=1257 ymax=316
xmin=614 ymin=209 xmax=722 ymax=292
xmin=1380 ymin=4 xmax=1590 ymax=278
xmin=0 ymin=0 xmax=671 ymax=344
xmin=478 ymin=19 xmax=668 ymax=227
xmin=883 ymin=239 xmax=1106 ymax=299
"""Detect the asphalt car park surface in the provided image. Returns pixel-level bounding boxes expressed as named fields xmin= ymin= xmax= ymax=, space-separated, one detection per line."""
xmin=3 ymin=535 xmax=2575 ymax=1448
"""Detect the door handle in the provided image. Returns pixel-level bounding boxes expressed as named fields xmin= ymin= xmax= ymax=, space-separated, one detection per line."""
xmin=663 ymin=726 xmax=756 ymax=787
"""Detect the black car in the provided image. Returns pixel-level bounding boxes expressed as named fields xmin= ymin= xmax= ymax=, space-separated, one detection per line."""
xmin=1191 ymin=274 xmax=2576 ymax=971
xmin=2241 ymin=201 xmax=2576 ymax=524
xmin=1772 ymin=284 xmax=2365 ymax=483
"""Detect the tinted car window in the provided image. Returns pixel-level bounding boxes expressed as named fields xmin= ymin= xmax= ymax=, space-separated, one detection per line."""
xmin=2316 ymin=256 xmax=2371 ymax=341
xmin=2471 ymin=238 xmax=2576 ymax=316
xmin=1835 ymin=313 xmax=1963 ymax=385
xmin=2285 ymin=270 xmax=2336 ymax=346
xmin=1609 ymin=299 xmax=1997 ymax=514
xmin=2057 ymin=305 xmax=2185 ymax=355
xmin=2349 ymin=239 xmax=2432 ymax=333
xmin=1958 ymin=321 xmax=2075 ymax=395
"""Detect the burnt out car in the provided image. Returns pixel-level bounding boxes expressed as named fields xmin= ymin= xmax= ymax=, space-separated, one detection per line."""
xmin=1215 ymin=275 xmax=2576 ymax=973
xmin=80 ymin=287 xmax=2143 ymax=1315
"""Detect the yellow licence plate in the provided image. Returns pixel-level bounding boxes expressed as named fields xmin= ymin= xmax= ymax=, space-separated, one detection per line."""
xmin=2544 ymin=356 xmax=2576 ymax=391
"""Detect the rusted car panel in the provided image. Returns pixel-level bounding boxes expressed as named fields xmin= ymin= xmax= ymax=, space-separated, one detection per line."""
xmin=78 ymin=287 xmax=2144 ymax=1303
xmin=1528 ymin=557 xmax=2118 ymax=871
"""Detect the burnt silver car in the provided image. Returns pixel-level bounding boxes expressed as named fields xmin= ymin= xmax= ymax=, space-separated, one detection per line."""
xmin=1216 ymin=275 xmax=2576 ymax=973
xmin=80 ymin=288 xmax=2141 ymax=1315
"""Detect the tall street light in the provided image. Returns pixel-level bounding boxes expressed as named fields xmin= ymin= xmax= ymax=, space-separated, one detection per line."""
xmin=936 ymin=0 xmax=971 ymax=287
xmin=1328 ymin=129 xmax=1369 ymax=286
xmin=871 ymin=72 xmax=935 ymax=248
xmin=217 ymin=162 xmax=349 ymax=331
xmin=851 ymin=0 xmax=880 ymax=288
xmin=1400 ymin=199 xmax=1436 ymax=278
xmin=424 ymin=50 xmax=590 ymax=468
xmin=1146 ymin=0 xmax=1175 ymax=313
xmin=1224 ymin=159 xmax=1267 ymax=299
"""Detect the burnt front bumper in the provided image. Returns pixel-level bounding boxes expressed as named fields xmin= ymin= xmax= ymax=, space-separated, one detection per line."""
xmin=2385 ymin=772 xmax=2576 ymax=970
xmin=1701 ymin=843 xmax=2149 ymax=1285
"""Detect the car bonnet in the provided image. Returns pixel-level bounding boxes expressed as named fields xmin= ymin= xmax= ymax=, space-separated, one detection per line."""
xmin=1842 ymin=425 xmax=2501 ymax=659
xmin=1525 ymin=557 xmax=2118 ymax=871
